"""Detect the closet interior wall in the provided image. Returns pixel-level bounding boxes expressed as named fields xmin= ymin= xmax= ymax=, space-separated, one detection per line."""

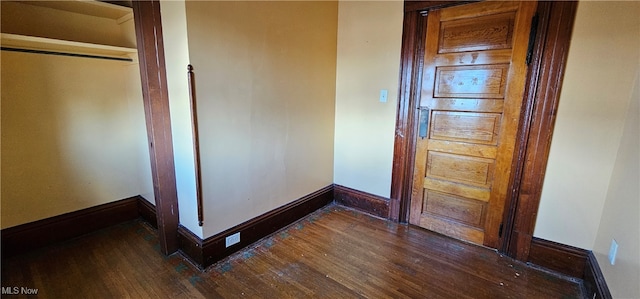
xmin=1 ymin=1 xmax=154 ymax=229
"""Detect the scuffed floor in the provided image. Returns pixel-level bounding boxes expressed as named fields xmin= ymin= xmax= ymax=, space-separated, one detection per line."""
xmin=2 ymin=204 xmax=583 ymax=298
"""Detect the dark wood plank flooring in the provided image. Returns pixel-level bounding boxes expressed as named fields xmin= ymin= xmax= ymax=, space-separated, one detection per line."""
xmin=1 ymin=205 xmax=583 ymax=298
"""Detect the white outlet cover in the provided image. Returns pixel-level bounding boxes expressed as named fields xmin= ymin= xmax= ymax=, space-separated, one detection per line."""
xmin=379 ymin=89 xmax=388 ymax=103
xmin=608 ymin=239 xmax=618 ymax=265
xmin=226 ymin=232 xmax=240 ymax=248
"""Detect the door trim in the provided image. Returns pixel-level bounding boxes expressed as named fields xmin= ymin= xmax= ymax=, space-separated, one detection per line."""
xmin=132 ymin=0 xmax=180 ymax=255
xmin=390 ymin=1 xmax=577 ymax=261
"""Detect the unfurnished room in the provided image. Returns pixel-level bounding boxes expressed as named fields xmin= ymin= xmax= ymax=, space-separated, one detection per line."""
xmin=1 ymin=1 xmax=638 ymax=298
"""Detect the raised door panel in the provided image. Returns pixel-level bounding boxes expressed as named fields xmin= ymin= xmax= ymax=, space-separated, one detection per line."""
xmin=434 ymin=65 xmax=509 ymax=98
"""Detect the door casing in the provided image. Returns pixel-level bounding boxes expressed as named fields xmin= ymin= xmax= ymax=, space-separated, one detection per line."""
xmin=390 ymin=1 xmax=578 ymax=261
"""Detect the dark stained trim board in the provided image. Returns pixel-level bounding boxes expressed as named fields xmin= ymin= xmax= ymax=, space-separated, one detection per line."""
xmin=389 ymin=7 xmax=425 ymax=223
xmin=137 ymin=197 xmax=158 ymax=229
xmin=528 ymin=237 xmax=587 ymax=278
xmin=132 ymin=0 xmax=180 ymax=255
xmin=503 ymin=1 xmax=578 ymax=261
xmin=527 ymin=237 xmax=611 ymax=299
xmin=177 ymin=225 xmax=205 ymax=267
xmin=584 ymin=251 xmax=612 ymax=299
xmin=178 ymin=185 xmax=334 ymax=269
xmin=1 ymin=196 xmax=140 ymax=258
xmin=334 ymin=185 xmax=390 ymax=219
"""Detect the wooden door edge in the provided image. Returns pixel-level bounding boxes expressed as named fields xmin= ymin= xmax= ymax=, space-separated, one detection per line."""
xmin=390 ymin=0 xmax=578 ymax=262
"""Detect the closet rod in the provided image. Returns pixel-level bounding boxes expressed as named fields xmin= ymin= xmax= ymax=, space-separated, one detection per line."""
xmin=1 ymin=47 xmax=133 ymax=62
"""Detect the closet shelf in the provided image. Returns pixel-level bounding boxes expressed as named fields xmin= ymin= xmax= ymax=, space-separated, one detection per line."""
xmin=1 ymin=33 xmax=137 ymax=61
xmin=14 ymin=0 xmax=133 ymax=23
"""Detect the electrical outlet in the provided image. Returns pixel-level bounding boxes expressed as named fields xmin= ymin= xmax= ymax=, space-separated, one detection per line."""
xmin=226 ymin=232 xmax=240 ymax=248
xmin=608 ymin=239 xmax=618 ymax=265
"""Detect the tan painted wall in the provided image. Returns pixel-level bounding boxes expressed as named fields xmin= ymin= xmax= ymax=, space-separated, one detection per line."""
xmin=1 ymin=3 xmax=153 ymax=228
xmin=184 ymin=1 xmax=337 ymax=237
xmin=1 ymin=52 xmax=151 ymax=228
xmin=592 ymin=71 xmax=639 ymax=299
xmin=333 ymin=0 xmax=403 ymax=197
xmin=534 ymin=1 xmax=640 ymax=250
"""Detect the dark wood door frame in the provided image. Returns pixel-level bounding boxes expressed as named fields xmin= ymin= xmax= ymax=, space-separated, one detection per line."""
xmin=390 ymin=1 xmax=578 ymax=262
xmin=132 ymin=0 xmax=180 ymax=255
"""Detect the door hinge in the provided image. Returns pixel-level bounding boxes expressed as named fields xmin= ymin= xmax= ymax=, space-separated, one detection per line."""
xmin=525 ymin=14 xmax=539 ymax=65
xmin=498 ymin=222 xmax=504 ymax=238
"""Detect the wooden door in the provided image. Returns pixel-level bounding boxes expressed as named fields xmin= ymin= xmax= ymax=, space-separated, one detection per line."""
xmin=409 ymin=1 xmax=537 ymax=248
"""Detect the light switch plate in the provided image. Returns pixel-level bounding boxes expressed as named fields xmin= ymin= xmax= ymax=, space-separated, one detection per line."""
xmin=379 ymin=89 xmax=388 ymax=103
xmin=608 ymin=239 xmax=618 ymax=265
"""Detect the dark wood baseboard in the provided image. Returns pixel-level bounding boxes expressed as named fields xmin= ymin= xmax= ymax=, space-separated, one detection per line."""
xmin=1 ymin=196 xmax=141 ymax=257
xmin=583 ymin=251 xmax=612 ymax=299
xmin=528 ymin=237 xmax=611 ymax=298
xmin=528 ymin=237 xmax=588 ymax=278
xmin=334 ymin=184 xmax=390 ymax=219
xmin=137 ymin=197 xmax=158 ymax=229
xmin=178 ymin=185 xmax=334 ymax=268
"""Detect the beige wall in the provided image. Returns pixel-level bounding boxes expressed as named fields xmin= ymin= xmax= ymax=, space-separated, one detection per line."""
xmin=592 ymin=71 xmax=639 ymax=299
xmin=534 ymin=1 xmax=640 ymax=250
xmin=333 ymin=0 xmax=403 ymax=197
xmin=1 ymin=3 xmax=153 ymax=228
xmin=1 ymin=52 xmax=151 ymax=228
xmin=184 ymin=1 xmax=337 ymax=237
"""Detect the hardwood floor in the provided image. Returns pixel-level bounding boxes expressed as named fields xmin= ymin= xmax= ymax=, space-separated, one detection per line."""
xmin=1 ymin=205 xmax=583 ymax=298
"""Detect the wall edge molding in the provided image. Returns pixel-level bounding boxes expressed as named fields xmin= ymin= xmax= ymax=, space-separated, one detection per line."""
xmin=1 ymin=196 xmax=141 ymax=257
xmin=334 ymin=184 xmax=390 ymax=219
